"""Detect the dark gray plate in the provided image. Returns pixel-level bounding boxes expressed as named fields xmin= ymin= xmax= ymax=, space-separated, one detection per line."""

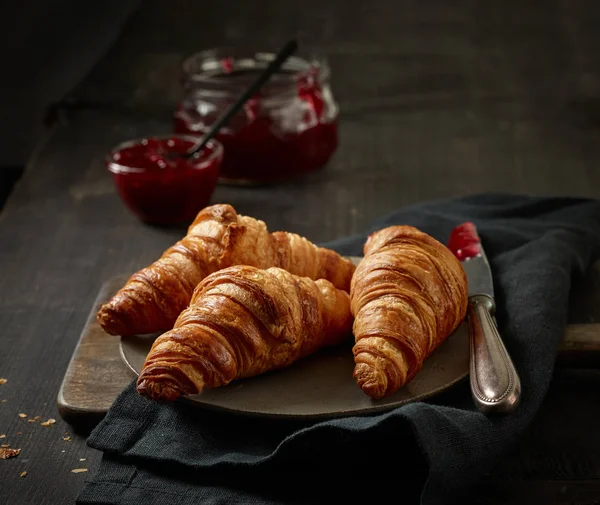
xmin=119 ymin=257 xmax=469 ymax=419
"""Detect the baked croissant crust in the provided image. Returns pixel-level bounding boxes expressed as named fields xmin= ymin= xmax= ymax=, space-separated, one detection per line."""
xmin=136 ymin=266 xmax=353 ymax=401
xmin=350 ymin=226 xmax=468 ymax=399
xmin=97 ymin=204 xmax=355 ymax=336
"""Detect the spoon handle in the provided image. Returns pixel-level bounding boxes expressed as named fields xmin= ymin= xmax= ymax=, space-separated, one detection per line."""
xmin=188 ymin=39 xmax=299 ymax=157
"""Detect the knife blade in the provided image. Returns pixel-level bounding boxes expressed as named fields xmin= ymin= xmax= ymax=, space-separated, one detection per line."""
xmin=448 ymin=222 xmax=521 ymax=414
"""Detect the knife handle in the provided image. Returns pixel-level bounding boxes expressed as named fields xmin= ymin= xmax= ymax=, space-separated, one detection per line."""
xmin=468 ymin=294 xmax=521 ymax=414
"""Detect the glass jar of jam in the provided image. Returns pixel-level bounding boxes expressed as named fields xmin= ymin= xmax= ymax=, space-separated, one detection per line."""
xmin=173 ymin=49 xmax=339 ymax=185
xmin=106 ymin=135 xmax=223 ymax=226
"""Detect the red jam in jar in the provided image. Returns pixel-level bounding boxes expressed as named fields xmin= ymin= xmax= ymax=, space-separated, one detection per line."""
xmin=106 ymin=135 xmax=223 ymax=225
xmin=173 ymin=50 xmax=339 ymax=185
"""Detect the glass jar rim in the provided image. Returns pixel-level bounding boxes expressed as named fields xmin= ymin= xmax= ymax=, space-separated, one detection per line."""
xmin=106 ymin=135 xmax=223 ymax=174
xmin=181 ymin=48 xmax=330 ymax=96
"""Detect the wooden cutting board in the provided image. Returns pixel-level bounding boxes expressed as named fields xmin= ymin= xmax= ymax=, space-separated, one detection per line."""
xmin=57 ymin=270 xmax=600 ymax=431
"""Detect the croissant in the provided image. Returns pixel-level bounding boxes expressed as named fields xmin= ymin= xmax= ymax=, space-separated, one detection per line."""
xmin=97 ymin=204 xmax=355 ymax=336
xmin=136 ymin=266 xmax=353 ymax=401
xmin=350 ymin=225 xmax=468 ymax=399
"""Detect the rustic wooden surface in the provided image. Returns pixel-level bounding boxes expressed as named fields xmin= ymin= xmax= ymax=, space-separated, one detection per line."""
xmin=57 ymin=272 xmax=600 ymax=427
xmin=56 ymin=276 xmax=134 ymax=432
xmin=2 ymin=0 xmax=600 ymax=504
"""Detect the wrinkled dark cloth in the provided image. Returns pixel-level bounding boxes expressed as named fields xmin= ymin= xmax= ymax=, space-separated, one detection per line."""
xmin=77 ymin=193 xmax=600 ymax=505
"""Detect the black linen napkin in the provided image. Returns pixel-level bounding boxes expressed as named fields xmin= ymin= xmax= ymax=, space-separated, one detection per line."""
xmin=77 ymin=193 xmax=600 ymax=505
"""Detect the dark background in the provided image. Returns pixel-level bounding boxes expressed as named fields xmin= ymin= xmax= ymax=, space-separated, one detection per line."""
xmin=0 ymin=0 xmax=141 ymax=208
xmin=1 ymin=1 xmax=600 ymax=504
xmin=3 ymin=0 xmax=600 ymax=213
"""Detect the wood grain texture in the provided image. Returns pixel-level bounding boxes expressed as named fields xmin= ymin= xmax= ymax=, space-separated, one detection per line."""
xmin=3 ymin=1 xmax=600 ymax=504
xmin=56 ymin=272 xmax=600 ymax=423
xmin=57 ymin=275 xmax=134 ymax=429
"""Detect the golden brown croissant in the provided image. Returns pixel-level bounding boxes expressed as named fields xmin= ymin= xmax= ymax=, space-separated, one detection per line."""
xmin=97 ymin=204 xmax=355 ymax=336
xmin=350 ymin=225 xmax=468 ymax=399
xmin=136 ymin=265 xmax=353 ymax=401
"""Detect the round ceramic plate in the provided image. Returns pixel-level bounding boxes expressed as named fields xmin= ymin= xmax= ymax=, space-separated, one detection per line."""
xmin=119 ymin=256 xmax=469 ymax=419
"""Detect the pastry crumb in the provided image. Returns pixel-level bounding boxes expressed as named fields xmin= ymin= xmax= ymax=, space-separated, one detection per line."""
xmin=0 ymin=434 xmax=5 ymax=439
xmin=1 ymin=399 xmax=6 ymax=403
xmin=0 ymin=378 xmax=7 ymax=385
xmin=40 ymin=418 xmax=56 ymax=427
xmin=18 ymin=413 xmax=27 ymax=418
xmin=0 ymin=447 xmax=21 ymax=459
xmin=79 ymin=458 xmax=86 ymax=461
xmin=19 ymin=471 xmax=27 ymax=477
xmin=63 ymin=436 xmax=71 ymax=442
xmin=27 ymin=419 xmax=36 ymax=423
xmin=71 ymin=468 xmax=88 ymax=473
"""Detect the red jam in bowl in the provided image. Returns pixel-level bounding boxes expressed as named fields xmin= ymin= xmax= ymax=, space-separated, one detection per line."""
xmin=174 ymin=51 xmax=339 ymax=185
xmin=106 ymin=136 xmax=223 ymax=225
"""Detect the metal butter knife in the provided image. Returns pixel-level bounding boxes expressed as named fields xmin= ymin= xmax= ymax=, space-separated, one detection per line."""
xmin=448 ymin=223 xmax=521 ymax=414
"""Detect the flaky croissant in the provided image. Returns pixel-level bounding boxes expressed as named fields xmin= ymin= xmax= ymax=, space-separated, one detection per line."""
xmin=136 ymin=266 xmax=353 ymax=401
xmin=350 ymin=226 xmax=468 ymax=399
xmin=97 ymin=204 xmax=355 ymax=336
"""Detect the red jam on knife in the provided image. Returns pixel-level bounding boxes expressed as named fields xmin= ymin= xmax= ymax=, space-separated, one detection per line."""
xmin=174 ymin=51 xmax=339 ymax=184
xmin=107 ymin=136 xmax=223 ymax=225
xmin=448 ymin=222 xmax=482 ymax=260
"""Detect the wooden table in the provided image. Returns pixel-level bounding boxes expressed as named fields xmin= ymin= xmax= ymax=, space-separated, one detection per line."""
xmin=1 ymin=1 xmax=600 ymax=503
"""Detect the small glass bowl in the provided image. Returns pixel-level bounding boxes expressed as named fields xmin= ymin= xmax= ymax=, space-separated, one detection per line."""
xmin=106 ymin=135 xmax=223 ymax=225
